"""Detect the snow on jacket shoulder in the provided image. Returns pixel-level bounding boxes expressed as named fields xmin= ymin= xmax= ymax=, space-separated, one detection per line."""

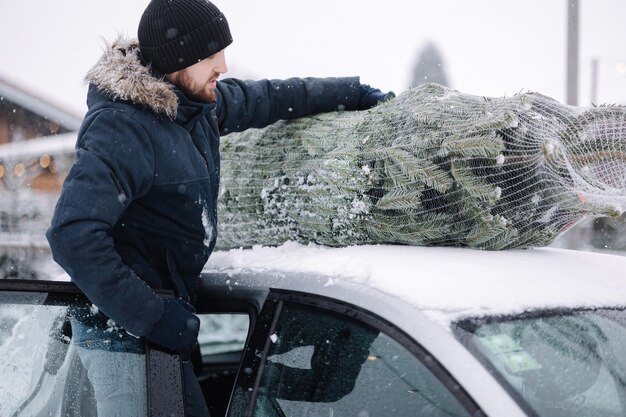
xmin=46 ymin=38 xmax=364 ymax=341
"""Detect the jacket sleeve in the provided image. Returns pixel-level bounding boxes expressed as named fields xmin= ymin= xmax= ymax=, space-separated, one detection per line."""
xmin=46 ymin=109 xmax=163 ymax=337
xmin=214 ymin=76 xmax=362 ymax=135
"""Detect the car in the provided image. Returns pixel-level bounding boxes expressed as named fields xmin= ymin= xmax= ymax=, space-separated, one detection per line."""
xmin=1 ymin=243 xmax=626 ymax=417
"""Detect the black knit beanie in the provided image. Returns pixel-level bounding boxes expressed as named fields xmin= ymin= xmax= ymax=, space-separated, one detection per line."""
xmin=138 ymin=0 xmax=233 ymax=74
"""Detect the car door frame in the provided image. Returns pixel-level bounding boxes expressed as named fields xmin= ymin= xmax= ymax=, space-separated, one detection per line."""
xmin=226 ymin=288 xmax=487 ymax=417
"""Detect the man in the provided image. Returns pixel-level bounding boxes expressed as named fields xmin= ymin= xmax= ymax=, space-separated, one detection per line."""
xmin=46 ymin=0 xmax=393 ymax=415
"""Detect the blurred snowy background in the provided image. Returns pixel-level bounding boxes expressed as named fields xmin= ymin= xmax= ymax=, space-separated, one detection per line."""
xmin=1 ymin=0 xmax=626 ymax=279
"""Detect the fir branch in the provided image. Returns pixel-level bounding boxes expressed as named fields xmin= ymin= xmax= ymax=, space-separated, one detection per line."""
xmin=438 ymin=133 xmax=505 ymax=159
xmin=466 ymin=218 xmax=509 ymax=246
xmin=450 ymin=160 xmax=502 ymax=205
xmin=375 ymin=147 xmax=453 ymax=193
xmin=375 ymin=186 xmax=425 ymax=211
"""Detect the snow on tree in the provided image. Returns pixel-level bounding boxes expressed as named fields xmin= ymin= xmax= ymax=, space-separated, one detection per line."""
xmin=215 ymin=83 xmax=625 ymax=250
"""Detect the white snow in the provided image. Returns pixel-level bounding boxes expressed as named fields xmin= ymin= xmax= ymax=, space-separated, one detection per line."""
xmin=105 ymin=319 xmax=120 ymax=333
xmin=538 ymin=204 xmax=559 ymax=223
xmin=206 ymin=242 xmax=626 ymax=325
xmin=350 ymin=198 xmax=369 ymax=214
xmin=89 ymin=304 xmax=99 ymax=315
xmin=531 ymin=194 xmax=541 ymax=205
xmin=200 ymin=199 xmax=214 ymax=248
xmin=543 ymin=140 xmax=556 ymax=157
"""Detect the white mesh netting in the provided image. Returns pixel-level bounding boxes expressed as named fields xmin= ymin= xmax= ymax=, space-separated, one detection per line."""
xmin=216 ymin=83 xmax=626 ymax=250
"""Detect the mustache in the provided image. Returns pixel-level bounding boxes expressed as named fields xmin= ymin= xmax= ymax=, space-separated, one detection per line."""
xmin=206 ymin=71 xmax=221 ymax=84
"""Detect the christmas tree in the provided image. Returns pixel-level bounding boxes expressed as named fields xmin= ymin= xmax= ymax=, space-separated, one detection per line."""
xmin=216 ymin=83 xmax=626 ymax=250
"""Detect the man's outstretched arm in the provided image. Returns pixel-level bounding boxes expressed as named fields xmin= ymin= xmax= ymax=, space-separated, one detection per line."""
xmin=215 ymin=77 xmax=393 ymax=135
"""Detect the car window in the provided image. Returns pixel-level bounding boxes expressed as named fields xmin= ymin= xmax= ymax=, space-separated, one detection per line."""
xmin=198 ymin=313 xmax=249 ymax=355
xmin=252 ymin=302 xmax=473 ymax=417
xmin=0 ymin=290 xmax=148 ymax=417
xmin=455 ymin=309 xmax=626 ymax=417
xmin=195 ymin=313 xmax=250 ymax=417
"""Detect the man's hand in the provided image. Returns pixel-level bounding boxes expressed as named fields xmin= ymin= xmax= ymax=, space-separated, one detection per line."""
xmin=358 ymin=84 xmax=395 ymax=110
xmin=145 ymin=298 xmax=200 ymax=361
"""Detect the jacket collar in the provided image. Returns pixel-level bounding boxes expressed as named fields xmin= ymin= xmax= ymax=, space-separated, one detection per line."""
xmin=173 ymin=85 xmax=215 ymax=130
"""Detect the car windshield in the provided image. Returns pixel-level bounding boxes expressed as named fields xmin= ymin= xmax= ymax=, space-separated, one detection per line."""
xmin=455 ymin=308 xmax=626 ymax=417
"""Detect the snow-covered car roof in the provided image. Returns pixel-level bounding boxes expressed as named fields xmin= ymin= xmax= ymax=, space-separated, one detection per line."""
xmin=204 ymin=243 xmax=626 ymax=325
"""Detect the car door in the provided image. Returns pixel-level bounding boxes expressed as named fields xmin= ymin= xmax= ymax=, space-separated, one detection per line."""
xmin=0 ymin=279 xmax=185 ymax=417
xmin=227 ymin=289 xmax=486 ymax=417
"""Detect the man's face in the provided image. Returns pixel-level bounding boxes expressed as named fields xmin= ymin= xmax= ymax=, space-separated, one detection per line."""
xmin=166 ymin=49 xmax=228 ymax=102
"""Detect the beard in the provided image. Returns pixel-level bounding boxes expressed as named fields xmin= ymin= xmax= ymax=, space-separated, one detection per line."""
xmin=175 ymin=69 xmax=218 ymax=103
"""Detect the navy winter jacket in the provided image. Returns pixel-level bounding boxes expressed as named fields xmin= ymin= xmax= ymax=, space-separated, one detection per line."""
xmin=46 ymin=39 xmax=364 ymax=351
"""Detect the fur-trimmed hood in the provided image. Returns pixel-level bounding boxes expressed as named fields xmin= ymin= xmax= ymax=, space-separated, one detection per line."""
xmin=85 ymin=38 xmax=179 ymax=119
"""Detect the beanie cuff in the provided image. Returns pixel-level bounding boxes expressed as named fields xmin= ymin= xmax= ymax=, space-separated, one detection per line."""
xmin=141 ymin=12 xmax=232 ymax=74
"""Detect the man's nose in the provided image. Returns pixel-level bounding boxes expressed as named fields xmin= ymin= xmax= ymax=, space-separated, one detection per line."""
xmin=217 ymin=56 xmax=228 ymax=74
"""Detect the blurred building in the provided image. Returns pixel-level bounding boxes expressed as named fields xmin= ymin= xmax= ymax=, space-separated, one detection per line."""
xmin=0 ymin=76 xmax=81 ymax=140
xmin=0 ymin=76 xmax=80 ymax=279
xmin=0 ymin=76 xmax=81 ymax=192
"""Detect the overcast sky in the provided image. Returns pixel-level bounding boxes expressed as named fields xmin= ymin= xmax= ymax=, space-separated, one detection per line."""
xmin=2 ymin=1 xmax=626 ymax=117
